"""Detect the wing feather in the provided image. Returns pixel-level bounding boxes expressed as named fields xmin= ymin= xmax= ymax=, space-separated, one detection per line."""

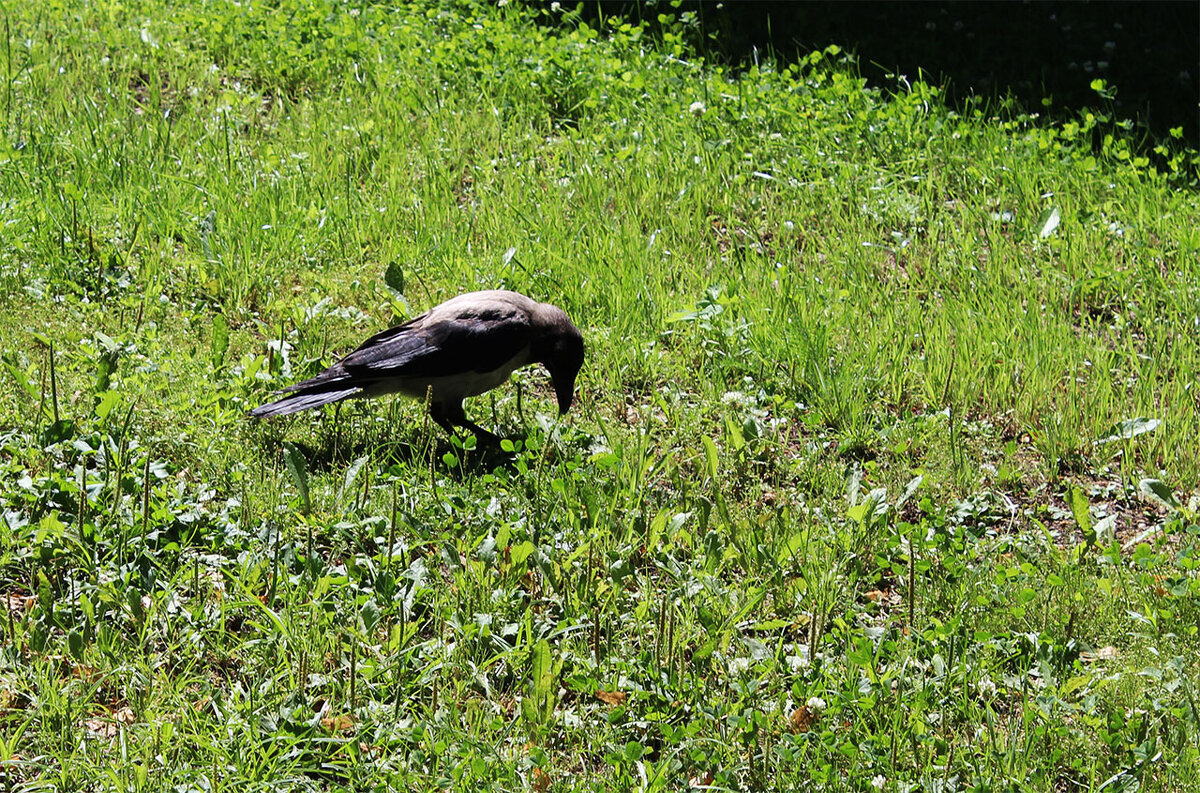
xmin=277 ymin=300 xmax=535 ymax=394
xmin=342 ymin=310 xmax=534 ymax=378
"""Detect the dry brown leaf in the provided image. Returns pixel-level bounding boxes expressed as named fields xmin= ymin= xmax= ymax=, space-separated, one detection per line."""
xmin=83 ymin=718 xmax=120 ymax=739
xmin=1081 ymin=646 xmax=1120 ymax=663
xmin=114 ymin=706 xmax=136 ymax=725
xmin=321 ymin=713 xmax=355 ymax=733
xmin=3 ymin=594 xmax=34 ymax=616
xmin=789 ymin=705 xmax=818 ymax=733
xmin=689 ymin=771 xmax=714 ymax=788
xmin=595 ymin=689 xmax=627 ymax=706
xmin=531 ymin=767 xmax=551 ymax=793
xmin=0 ymin=688 xmax=21 ymax=712
xmin=865 ymin=589 xmax=885 ymax=602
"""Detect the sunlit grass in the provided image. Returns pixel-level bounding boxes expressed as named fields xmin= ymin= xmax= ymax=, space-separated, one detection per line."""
xmin=0 ymin=1 xmax=1198 ymax=790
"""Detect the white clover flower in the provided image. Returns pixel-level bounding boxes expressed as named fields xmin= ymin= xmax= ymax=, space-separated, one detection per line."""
xmin=551 ymin=1 xmax=561 ymax=10
xmin=871 ymin=775 xmax=886 ymax=790
xmin=805 ymin=696 xmax=827 ymax=714
xmin=689 ymin=100 xmax=706 ymax=117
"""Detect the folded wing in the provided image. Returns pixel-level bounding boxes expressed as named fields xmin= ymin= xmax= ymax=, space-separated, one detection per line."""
xmin=248 ymin=300 xmax=536 ymax=417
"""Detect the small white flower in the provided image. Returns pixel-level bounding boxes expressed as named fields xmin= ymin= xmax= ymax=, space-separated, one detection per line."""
xmin=871 ymin=775 xmax=886 ymax=790
xmin=728 ymin=656 xmax=750 ymax=676
xmin=805 ymin=696 xmax=827 ymax=714
xmin=689 ymin=100 xmax=706 ymax=117
xmin=550 ymin=1 xmax=561 ymax=10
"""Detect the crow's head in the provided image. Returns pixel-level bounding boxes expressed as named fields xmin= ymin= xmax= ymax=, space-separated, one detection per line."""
xmin=533 ymin=308 xmax=585 ymax=414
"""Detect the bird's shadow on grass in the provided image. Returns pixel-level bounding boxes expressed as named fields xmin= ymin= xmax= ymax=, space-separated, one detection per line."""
xmin=266 ymin=424 xmax=531 ymax=478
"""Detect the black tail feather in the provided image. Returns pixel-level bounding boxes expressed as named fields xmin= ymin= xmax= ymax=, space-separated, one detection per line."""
xmin=248 ymin=387 xmax=361 ymax=417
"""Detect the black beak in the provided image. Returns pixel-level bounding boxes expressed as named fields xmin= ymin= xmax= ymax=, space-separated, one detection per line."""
xmin=553 ymin=370 xmax=577 ymax=415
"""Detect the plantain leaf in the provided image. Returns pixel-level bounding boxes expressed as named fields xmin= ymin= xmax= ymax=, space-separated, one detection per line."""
xmin=1068 ymin=485 xmax=1095 ymax=546
xmin=68 ymin=630 xmax=85 ymax=660
xmin=337 ymin=455 xmax=369 ymax=515
xmin=1095 ymin=417 xmax=1160 ymax=445
xmin=384 ymin=261 xmax=405 ymax=293
xmin=95 ymin=348 xmax=119 ymax=394
xmin=895 ymin=475 xmax=923 ymax=509
xmin=522 ymin=639 xmax=560 ymax=732
xmin=702 ymin=435 xmax=719 ymax=479
xmin=1036 ymin=206 xmax=1061 ymax=238
xmin=283 ymin=442 xmax=311 ymax=514
xmin=211 ymin=313 xmax=230 ymax=370
xmin=1139 ymin=478 xmax=1180 ymax=511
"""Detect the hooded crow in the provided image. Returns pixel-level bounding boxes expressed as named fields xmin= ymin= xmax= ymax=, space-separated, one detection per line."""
xmin=249 ymin=290 xmax=584 ymax=440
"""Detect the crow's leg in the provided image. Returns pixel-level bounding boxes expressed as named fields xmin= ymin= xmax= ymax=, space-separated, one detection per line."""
xmin=432 ymin=401 xmax=500 ymax=445
xmin=428 ymin=402 xmax=458 ymax=436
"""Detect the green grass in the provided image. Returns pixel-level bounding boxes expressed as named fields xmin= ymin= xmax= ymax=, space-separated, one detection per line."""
xmin=1 ymin=1 xmax=1199 ymax=790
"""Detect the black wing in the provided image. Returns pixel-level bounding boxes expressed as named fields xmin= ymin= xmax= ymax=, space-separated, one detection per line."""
xmin=282 ymin=303 xmax=534 ymax=393
xmin=344 ymin=309 xmax=534 ymax=378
